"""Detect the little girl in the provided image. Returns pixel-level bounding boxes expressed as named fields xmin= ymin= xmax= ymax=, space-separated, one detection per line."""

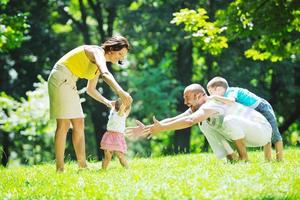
xmin=100 ymin=98 xmax=131 ymax=169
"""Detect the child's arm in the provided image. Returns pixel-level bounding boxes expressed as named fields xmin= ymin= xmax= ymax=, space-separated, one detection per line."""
xmin=209 ymin=95 xmax=235 ymax=104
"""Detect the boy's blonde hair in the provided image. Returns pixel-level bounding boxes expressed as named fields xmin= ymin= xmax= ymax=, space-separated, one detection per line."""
xmin=207 ymin=77 xmax=229 ymax=90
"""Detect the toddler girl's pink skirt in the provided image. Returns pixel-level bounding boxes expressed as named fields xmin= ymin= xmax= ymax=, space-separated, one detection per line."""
xmin=100 ymin=131 xmax=127 ymax=154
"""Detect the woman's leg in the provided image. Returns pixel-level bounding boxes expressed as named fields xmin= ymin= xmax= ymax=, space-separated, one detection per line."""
xmin=102 ymin=150 xmax=112 ymax=169
xmin=71 ymin=118 xmax=87 ymax=168
xmin=55 ymin=119 xmax=70 ymax=172
xmin=115 ymin=151 xmax=128 ymax=168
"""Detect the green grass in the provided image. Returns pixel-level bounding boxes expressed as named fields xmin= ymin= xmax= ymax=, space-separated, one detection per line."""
xmin=1 ymin=149 xmax=300 ymax=200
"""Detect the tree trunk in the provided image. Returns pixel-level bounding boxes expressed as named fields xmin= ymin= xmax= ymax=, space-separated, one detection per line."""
xmin=78 ymin=0 xmax=91 ymax=44
xmin=1 ymin=131 xmax=10 ymax=166
xmin=269 ymin=64 xmax=280 ymax=106
xmin=91 ymin=103 xmax=109 ymax=160
xmin=172 ymin=39 xmax=193 ymax=154
xmin=89 ymin=3 xmax=117 ymax=160
xmin=107 ymin=5 xmax=116 ymax=37
xmin=87 ymin=0 xmax=106 ymax=41
xmin=58 ymin=0 xmax=91 ymax=44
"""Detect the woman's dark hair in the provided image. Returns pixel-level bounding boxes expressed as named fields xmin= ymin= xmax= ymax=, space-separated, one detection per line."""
xmin=101 ymin=35 xmax=130 ymax=53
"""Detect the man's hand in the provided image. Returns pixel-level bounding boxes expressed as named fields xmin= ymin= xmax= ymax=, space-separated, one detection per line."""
xmin=125 ymin=120 xmax=151 ymax=139
xmin=148 ymin=116 xmax=163 ymax=138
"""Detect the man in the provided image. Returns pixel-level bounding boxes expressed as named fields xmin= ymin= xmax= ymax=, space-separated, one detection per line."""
xmin=127 ymin=84 xmax=272 ymax=161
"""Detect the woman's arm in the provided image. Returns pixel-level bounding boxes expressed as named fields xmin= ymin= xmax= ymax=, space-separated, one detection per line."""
xmin=86 ymin=73 xmax=112 ymax=108
xmin=92 ymin=47 xmax=132 ymax=105
xmin=85 ymin=46 xmax=132 ymax=106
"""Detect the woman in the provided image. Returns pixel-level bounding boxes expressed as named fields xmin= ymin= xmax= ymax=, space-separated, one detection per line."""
xmin=48 ymin=35 xmax=132 ymax=172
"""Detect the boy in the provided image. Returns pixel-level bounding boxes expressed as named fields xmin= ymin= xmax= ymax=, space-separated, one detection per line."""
xmin=206 ymin=76 xmax=283 ymax=161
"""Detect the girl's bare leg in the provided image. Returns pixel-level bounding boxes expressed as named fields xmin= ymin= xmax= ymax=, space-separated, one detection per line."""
xmin=102 ymin=150 xmax=112 ymax=169
xmin=115 ymin=151 xmax=128 ymax=169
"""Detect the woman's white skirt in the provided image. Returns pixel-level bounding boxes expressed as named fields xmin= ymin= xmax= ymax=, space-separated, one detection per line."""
xmin=48 ymin=63 xmax=84 ymax=119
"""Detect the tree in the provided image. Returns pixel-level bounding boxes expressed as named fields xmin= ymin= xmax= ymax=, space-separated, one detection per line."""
xmin=170 ymin=0 xmax=300 ymax=143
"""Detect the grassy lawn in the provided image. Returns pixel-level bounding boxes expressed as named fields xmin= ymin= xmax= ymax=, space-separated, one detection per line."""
xmin=1 ymin=148 xmax=299 ymax=199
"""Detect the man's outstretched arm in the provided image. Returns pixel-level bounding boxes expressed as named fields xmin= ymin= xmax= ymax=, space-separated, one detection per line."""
xmin=125 ymin=109 xmax=193 ymax=138
xmin=151 ymin=108 xmax=215 ymax=134
xmin=159 ymin=108 xmax=193 ymax=123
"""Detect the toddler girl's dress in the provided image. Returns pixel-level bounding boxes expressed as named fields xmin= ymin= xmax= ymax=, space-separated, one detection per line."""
xmin=100 ymin=109 xmax=127 ymax=153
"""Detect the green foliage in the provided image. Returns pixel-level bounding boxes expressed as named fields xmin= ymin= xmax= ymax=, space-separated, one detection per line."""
xmin=0 ymin=149 xmax=299 ymax=199
xmin=0 ymin=0 xmax=29 ymax=52
xmin=0 ymin=92 xmax=20 ymax=126
xmin=286 ymin=122 xmax=300 ymax=146
xmin=0 ymin=76 xmax=55 ymax=165
xmin=129 ymin=67 xmax=182 ymax=120
xmin=171 ymin=8 xmax=228 ymax=55
xmin=172 ymin=1 xmax=300 ymax=62
xmin=126 ymin=67 xmax=183 ymax=157
xmin=216 ymin=0 xmax=300 ymax=62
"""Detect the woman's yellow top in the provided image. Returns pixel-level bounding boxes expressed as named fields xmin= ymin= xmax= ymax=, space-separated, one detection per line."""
xmin=57 ymin=46 xmax=98 ymax=80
